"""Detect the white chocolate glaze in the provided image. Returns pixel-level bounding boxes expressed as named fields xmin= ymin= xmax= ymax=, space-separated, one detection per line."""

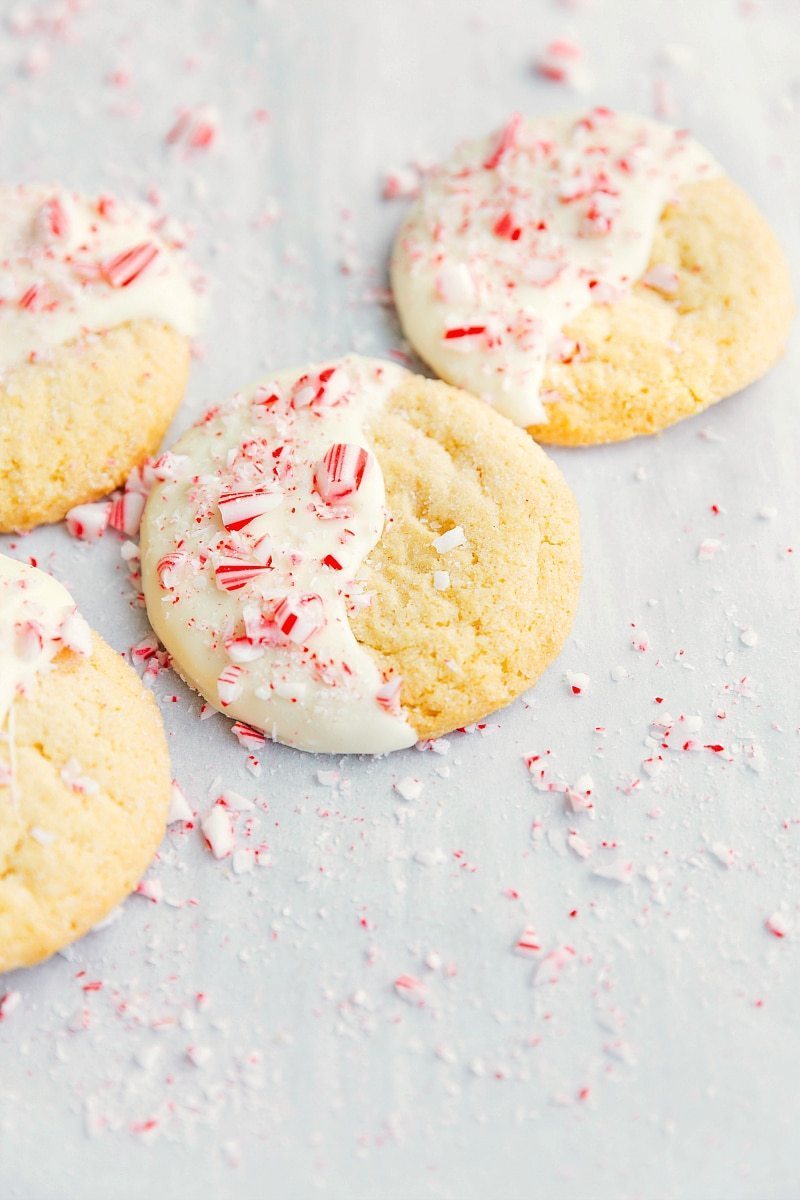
xmin=0 ymin=184 xmax=201 ymax=374
xmin=391 ymin=108 xmax=718 ymax=426
xmin=0 ymin=554 xmax=92 ymax=767
xmin=140 ymin=355 xmax=418 ymax=755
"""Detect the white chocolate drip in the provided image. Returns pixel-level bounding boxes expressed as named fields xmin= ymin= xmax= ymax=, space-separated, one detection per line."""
xmin=392 ymin=108 xmax=718 ymax=426
xmin=0 ymin=184 xmax=201 ymax=374
xmin=140 ymin=355 xmax=418 ymax=755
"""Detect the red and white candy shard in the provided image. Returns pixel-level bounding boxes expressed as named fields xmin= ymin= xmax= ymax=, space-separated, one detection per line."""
xmin=135 ymin=878 xmax=162 ymax=903
xmin=765 ymin=912 xmax=789 ymax=939
xmin=166 ymin=105 xmax=219 ymax=153
xmin=109 ymin=490 xmax=146 ymax=538
xmin=231 ymin=722 xmax=266 ymax=751
xmin=0 ymin=991 xmax=21 ymax=1021
xmin=272 ymin=593 xmax=325 ymax=644
xmin=513 ymin=926 xmax=541 ymax=957
xmin=65 ymin=500 xmax=110 ymax=542
xmin=214 ymin=557 xmax=273 ymax=593
xmin=218 ymin=488 xmax=282 ymax=531
xmin=391 ymin=109 xmax=717 ymax=426
xmin=642 ymin=263 xmax=680 ymax=295
xmin=217 ymin=662 xmax=246 ymax=707
xmin=376 ymin=676 xmax=403 ymax=716
xmin=200 ymin=803 xmax=235 ymax=859
xmin=156 ymin=552 xmax=188 ymax=591
xmin=535 ymin=39 xmax=591 ymax=89
xmin=102 ymin=242 xmax=160 ymax=288
xmin=393 ymin=974 xmax=426 ymax=1005
xmin=0 ymin=184 xmax=200 ymax=376
xmin=167 ymin=780 xmax=193 ymax=824
xmin=313 ymin=443 xmax=370 ymax=504
xmin=139 ymin=356 xmax=418 ymax=754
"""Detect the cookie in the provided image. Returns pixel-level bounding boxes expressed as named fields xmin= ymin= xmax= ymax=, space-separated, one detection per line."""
xmin=0 ymin=554 xmax=171 ymax=972
xmin=140 ymin=355 xmax=580 ymax=754
xmin=0 ymin=185 xmax=202 ymax=532
xmin=391 ymin=108 xmax=793 ymax=445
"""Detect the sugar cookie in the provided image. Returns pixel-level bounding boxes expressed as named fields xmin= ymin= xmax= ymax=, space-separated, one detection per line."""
xmin=0 ymin=554 xmax=171 ymax=972
xmin=391 ymin=108 xmax=793 ymax=444
xmin=0 ymin=185 xmax=201 ymax=531
xmin=140 ymin=355 xmax=580 ymax=753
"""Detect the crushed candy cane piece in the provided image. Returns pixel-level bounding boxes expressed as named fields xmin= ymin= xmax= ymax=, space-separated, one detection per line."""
xmin=201 ymin=804 xmax=235 ymax=859
xmin=0 ymin=992 xmax=21 ymax=1021
xmin=218 ymin=789 xmax=254 ymax=812
xmin=109 ymin=491 xmax=146 ymax=537
xmin=135 ymin=878 xmax=162 ymax=903
xmin=567 ymin=831 xmax=593 ymax=859
xmin=382 ymin=165 xmax=420 ymax=200
xmin=593 ymin=859 xmax=634 ymax=884
xmin=102 ymin=242 xmax=159 ymax=288
xmin=217 ymin=664 xmax=244 ymax=707
xmin=61 ymin=611 xmax=92 ymax=656
xmin=566 ymin=671 xmax=590 ymax=696
xmin=214 ymin=557 xmax=273 ymax=592
xmin=535 ymin=39 xmax=589 ymax=88
xmin=642 ymin=263 xmax=679 ymax=294
xmin=765 ymin=912 xmax=789 ymax=939
xmin=273 ymin=593 xmax=325 ymax=644
xmin=376 ymin=676 xmax=403 ymax=716
xmin=513 ymin=926 xmax=541 ymax=957
xmin=432 ymin=526 xmax=467 ymax=554
xmin=65 ymin=501 xmax=110 ymax=541
xmin=156 ymin=552 xmax=187 ymax=591
xmin=167 ymin=781 xmax=193 ymax=824
xmin=218 ymin=488 xmax=282 ymax=531
xmin=313 ymin=443 xmax=370 ymax=504
xmin=709 ymin=843 xmax=735 ymax=869
xmin=394 ymin=776 xmax=423 ymax=801
xmin=393 ymin=974 xmax=426 ymax=1005
xmin=232 ymin=722 xmax=266 ymax=751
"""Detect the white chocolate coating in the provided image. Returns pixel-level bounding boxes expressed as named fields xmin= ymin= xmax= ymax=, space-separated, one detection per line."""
xmin=391 ymin=108 xmax=717 ymax=426
xmin=0 ymin=554 xmax=92 ymax=756
xmin=0 ymin=184 xmax=201 ymax=374
xmin=140 ymin=355 xmax=418 ymax=755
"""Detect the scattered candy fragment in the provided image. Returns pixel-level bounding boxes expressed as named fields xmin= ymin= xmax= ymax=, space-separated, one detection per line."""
xmin=201 ymin=804 xmax=235 ymax=859
xmin=393 ymin=974 xmax=426 ymax=1005
xmin=432 ymin=526 xmax=467 ymax=553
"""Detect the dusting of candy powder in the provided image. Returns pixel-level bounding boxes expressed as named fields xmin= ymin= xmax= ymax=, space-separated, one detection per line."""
xmin=0 ymin=553 xmax=92 ymax=789
xmin=0 ymin=184 xmax=201 ymax=374
xmin=140 ymin=355 xmax=417 ymax=755
xmin=391 ymin=108 xmax=717 ymax=426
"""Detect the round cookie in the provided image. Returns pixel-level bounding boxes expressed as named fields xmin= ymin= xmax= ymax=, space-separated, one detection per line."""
xmin=140 ymin=355 xmax=580 ymax=754
xmin=0 ymin=555 xmax=171 ymax=972
xmin=528 ymin=176 xmax=793 ymax=444
xmin=391 ymin=108 xmax=793 ymax=446
xmin=0 ymin=185 xmax=202 ymax=532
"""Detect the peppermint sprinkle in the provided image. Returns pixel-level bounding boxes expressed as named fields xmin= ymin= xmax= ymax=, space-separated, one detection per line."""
xmin=432 ymin=526 xmax=467 ymax=554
